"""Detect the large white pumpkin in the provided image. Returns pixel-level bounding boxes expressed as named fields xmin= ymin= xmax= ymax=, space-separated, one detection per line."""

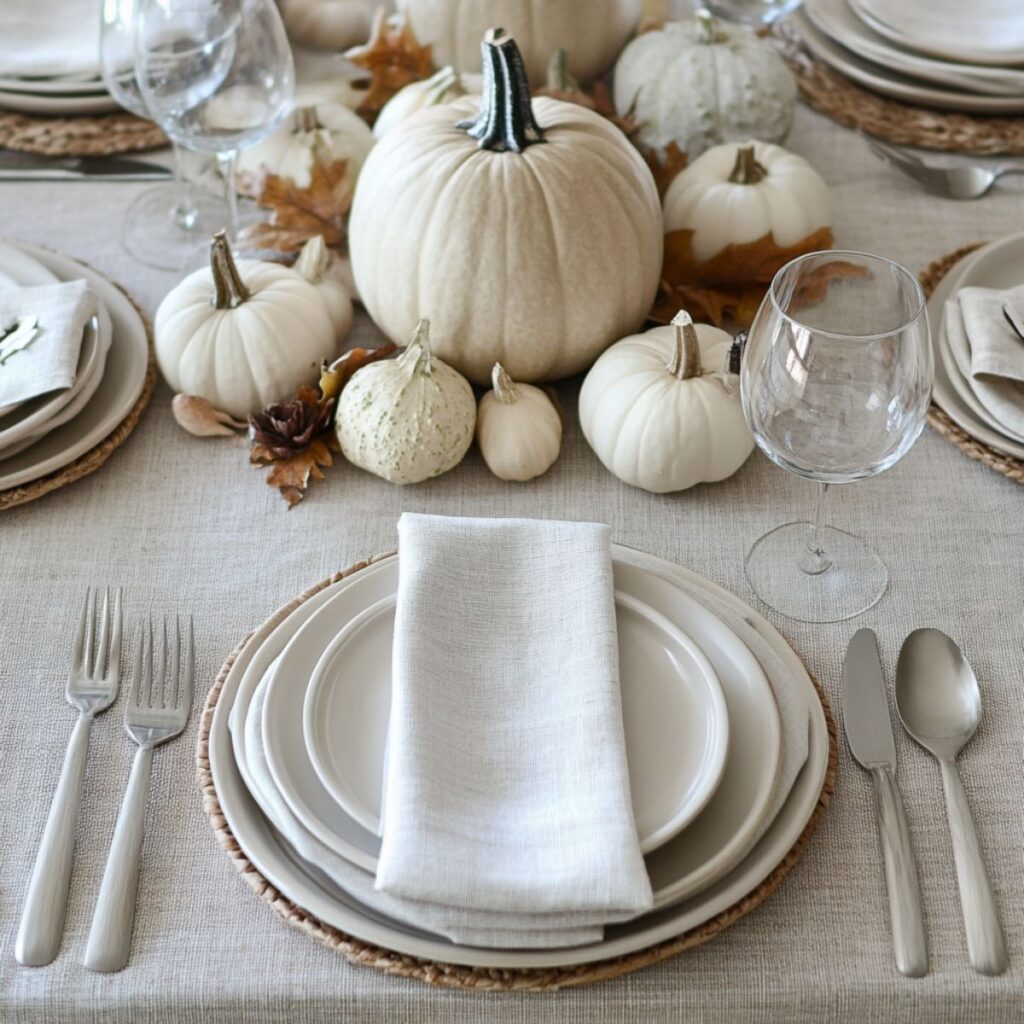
xmin=349 ymin=29 xmax=662 ymax=385
xmin=396 ymin=0 xmax=642 ymax=84
xmin=614 ymin=12 xmax=796 ymax=158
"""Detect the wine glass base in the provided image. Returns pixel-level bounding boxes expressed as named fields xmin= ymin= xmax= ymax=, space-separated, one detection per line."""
xmin=744 ymin=523 xmax=889 ymax=623
xmin=121 ymin=184 xmax=229 ymax=271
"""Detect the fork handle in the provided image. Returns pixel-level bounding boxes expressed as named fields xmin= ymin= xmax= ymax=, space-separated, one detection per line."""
xmin=16 ymin=714 xmax=92 ymax=966
xmin=83 ymin=745 xmax=153 ymax=973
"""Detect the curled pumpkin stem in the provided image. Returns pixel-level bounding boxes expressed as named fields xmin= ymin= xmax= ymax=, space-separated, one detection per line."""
xmin=668 ymin=311 xmax=703 ymax=380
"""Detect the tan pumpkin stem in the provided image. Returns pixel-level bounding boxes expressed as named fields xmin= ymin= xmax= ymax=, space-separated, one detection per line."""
xmin=398 ymin=318 xmax=433 ymax=375
xmin=289 ymin=106 xmax=320 ymax=133
xmin=209 ymin=230 xmax=250 ymax=309
xmin=545 ymin=48 xmax=578 ymax=94
xmin=294 ymin=234 xmax=328 ymax=285
xmin=668 ymin=311 xmax=702 ymax=380
xmin=695 ymin=8 xmax=728 ymax=44
xmin=491 ymin=362 xmax=519 ymax=403
xmin=427 ymin=65 xmax=460 ymax=104
xmin=729 ymin=146 xmax=768 ymax=185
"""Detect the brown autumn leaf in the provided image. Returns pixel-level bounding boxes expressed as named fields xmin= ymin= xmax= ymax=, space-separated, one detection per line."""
xmin=319 ymin=343 xmax=398 ymax=403
xmin=345 ymin=10 xmax=434 ymax=123
xmin=256 ymin=438 xmax=338 ymax=508
xmin=535 ymin=50 xmax=639 ymax=139
xmin=644 ymin=142 xmax=689 ymax=197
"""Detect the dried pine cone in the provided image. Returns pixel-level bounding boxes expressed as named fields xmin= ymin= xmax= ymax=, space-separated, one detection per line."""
xmin=248 ymin=390 xmax=334 ymax=458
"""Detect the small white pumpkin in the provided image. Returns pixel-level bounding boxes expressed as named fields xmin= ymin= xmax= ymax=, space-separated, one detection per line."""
xmin=336 ymin=318 xmax=476 ymax=484
xmin=476 ymin=363 xmax=562 ymax=481
xmin=155 ymin=233 xmax=337 ymax=419
xmin=579 ymin=311 xmax=753 ymax=493
xmin=280 ymin=0 xmax=374 ymax=51
xmin=372 ymin=66 xmax=480 ymax=140
xmin=614 ymin=11 xmax=796 ymax=158
xmin=236 ymin=102 xmax=374 ymax=188
xmin=293 ymin=235 xmax=354 ymax=342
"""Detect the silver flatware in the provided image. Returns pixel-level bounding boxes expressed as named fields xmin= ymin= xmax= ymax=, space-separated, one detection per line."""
xmin=15 ymin=588 xmax=124 ymax=967
xmin=84 ymin=615 xmax=195 ymax=973
xmin=0 ymin=149 xmax=171 ymax=182
xmin=864 ymin=135 xmax=1024 ymax=200
xmin=896 ymin=629 xmax=1008 ymax=976
xmin=842 ymin=628 xmax=928 ymax=977
xmin=1003 ymin=302 xmax=1024 ymax=342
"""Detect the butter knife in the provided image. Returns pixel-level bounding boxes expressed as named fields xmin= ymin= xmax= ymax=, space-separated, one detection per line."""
xmin=0 ymin=149 xmax=170 ymax=181
xmin=842 ymin=628 xmax=928 ymax=977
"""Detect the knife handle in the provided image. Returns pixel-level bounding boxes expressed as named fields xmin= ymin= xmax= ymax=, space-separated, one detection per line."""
xmin=871 ymin=766 xmax=928 ymax=977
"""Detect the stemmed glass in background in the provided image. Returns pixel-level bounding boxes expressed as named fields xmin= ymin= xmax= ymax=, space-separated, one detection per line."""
xmin=684 ymin=0 xmax=803 ymax=27
xmin=134 ymin=0 xmax=294 ymax=245
xmin=100 ymin=0 xmax=227 ymax=270
xmin=740 ymin=251 xmax=933 ymax=623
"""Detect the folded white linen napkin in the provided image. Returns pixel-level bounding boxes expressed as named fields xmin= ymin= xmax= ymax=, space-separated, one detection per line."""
xmin=375 ymin=514 xmax=654 ymax=938
xmin=0 ymin=280 xmax=96 ymax=411
xmin=0 ymin=0 xmax=103 ymax=79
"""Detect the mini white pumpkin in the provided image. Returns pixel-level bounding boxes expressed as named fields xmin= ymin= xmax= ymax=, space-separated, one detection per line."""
xmin=280 ymin=0 xmax=374 ymax=51
xmin=293 ymin=235 xmax=354 ymax=342
xmin=476 ymin=363 xmax=562 ymax=481
xmin=614 ymin=11 xmax=796 ymax=158
xmin=372 ymin=66 xmax=480 ymax=140
xmin=664 ymin=141 xmax=832 ymax=265
xmin=335 ymin=318 xmax=476 ymax=484
xmin=155 ymin=233 xmax=337 ymax=419
xmin=236 ymin=102 xmax=374 ymax=188
xmin=579 ymin=311 xmax=753 ymax=493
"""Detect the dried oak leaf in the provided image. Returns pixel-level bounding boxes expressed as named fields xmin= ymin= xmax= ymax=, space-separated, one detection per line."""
xmin=535 ymin=50 xmax=639 ymax=139
xmin=319 ymin=343 xmax=398 ymax=404
xmin=260 ymin=439 xmax=338 ymax=508
xmin=644 ymin=142 xmax=689 ymax=197
xmin=345 ymin=10 xmax=434 ymax=123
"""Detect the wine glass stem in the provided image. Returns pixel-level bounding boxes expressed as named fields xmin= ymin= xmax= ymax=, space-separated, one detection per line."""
xmin=221 ymin=150 xmax=239 ymax=243
xmin=169 ymin=142 xmax=198 ymax=231
xmin=800 ymin=482 xmax=833 ymax=576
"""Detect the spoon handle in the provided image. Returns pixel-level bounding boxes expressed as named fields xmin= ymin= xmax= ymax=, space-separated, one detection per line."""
xmin=939 ymin=759 xmax=1008 ymax=975
xmin=871 ymin=766 xmax=928 ymax=977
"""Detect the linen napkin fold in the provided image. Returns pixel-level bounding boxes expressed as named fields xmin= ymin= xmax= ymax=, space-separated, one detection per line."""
xmin=375 ymin=514 xmax=654 ymax=939
xmin=0 ymin=1 xmax=102 ymax=79
xmin=0 ymin=280 xmax=96 ymax=411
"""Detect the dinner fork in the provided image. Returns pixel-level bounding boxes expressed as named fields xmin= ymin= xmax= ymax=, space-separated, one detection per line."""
xmin=15 ymin=588 xmax=123 ymax=967
xmin=83 ymin=615 xmax=194 ymax=973
xmin=864 ymin=135 xmax=1024 ymax=200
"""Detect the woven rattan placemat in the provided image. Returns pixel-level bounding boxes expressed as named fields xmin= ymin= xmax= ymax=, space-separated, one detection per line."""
xmin=0 ymin=108 xmax=165 ymax=157
xmin=920 ymin=243 xmax=1024 ymax=485
xmin=196 ymin=558 xmax=837 ymax=991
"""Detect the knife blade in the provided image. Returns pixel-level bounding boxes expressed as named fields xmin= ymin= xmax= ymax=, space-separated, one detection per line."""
xmin=0 ymin=149 xmax=171 ymax=181
xmin=1003 ymin=302 xmax=1024 ymax=343
xmin=842 ymin=628 xmax=928 ymax=978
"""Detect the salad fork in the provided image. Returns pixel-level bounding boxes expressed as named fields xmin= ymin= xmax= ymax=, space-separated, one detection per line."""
xmin=16 ymin=587 xmax=123 ymax=967
xmin=84 ymin=615 xmax=194 ymax=973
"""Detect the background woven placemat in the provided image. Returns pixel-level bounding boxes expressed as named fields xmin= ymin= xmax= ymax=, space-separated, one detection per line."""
xmin=774 ymin=25 xmax=1024 ymax=156
xmin=0 ymin=108 xmax=165 ymax=156
xmin=920 ymin=244 xmax=1024 ymax=485
xmin=196 ymin=558 xmax=837 ymax=991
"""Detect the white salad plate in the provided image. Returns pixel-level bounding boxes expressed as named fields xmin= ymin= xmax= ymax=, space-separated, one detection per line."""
xmin=301 ymin=588 xmax=730 ymax=855
xmin=0 ymin=241 xmax=149 ymax=491
xmin=793 ymin=14 xmax=1024 ymax=115
xmin=212 ymin=546 xmax=826 ymax=968
xmin=0 ymin=89 xmax=119 ymax=115
xmin=927 ymin=233 xmax=1024 ymax=462
xmin=0 ymin=75 xmax=108 ymax=96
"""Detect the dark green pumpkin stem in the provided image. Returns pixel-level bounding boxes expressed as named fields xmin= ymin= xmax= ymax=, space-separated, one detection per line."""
xmin=456 ymin=28 xmax=545 ymax=153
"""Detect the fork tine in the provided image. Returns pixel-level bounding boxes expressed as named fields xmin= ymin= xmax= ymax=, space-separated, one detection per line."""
xmin=143 ymin=616 xmax=154 ymax=708
xmin=70 ymin=588 xmax=90 ymax=682
xmin=159 ymin=618 xmax=169 ymax=707
xmin=107 ymin=588 xmax=124 ymax=683
xmin=181 ymin=617 xmax=195 ymax=715
xmin=127 ymin=621 xmax=145 ymax=710
xmin=170 ymin=615 xmax=181 ymax=710
xmin=94 ymin=589 xmax=111 ymax=678
xmin=81 ymin=587 xmax=96 ymax=676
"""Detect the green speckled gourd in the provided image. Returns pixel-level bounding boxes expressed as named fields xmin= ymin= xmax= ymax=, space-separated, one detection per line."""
xmin=335 ymin=318 xmax=476 ymax=484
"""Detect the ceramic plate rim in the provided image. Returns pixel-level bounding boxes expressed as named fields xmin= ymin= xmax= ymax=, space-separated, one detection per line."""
xmin=0 ymin=89 xmax=119 ymax=115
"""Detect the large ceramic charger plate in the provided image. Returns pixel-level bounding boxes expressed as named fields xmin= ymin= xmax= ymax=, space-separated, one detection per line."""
xmin=0 ymin=241 xmax=149 ymax=490
xmin=210 ymin=548 xmax=826 ymax=968
xmin=299 ymin=588 xmax=730 ymax=855
xmin=926 ymin=234 xmax=1024 ymax=462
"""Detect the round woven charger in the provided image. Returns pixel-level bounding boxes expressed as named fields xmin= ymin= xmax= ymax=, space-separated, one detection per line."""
xmin=774 ymin=25 xmax=1024 ymax=156
xmin=0 ymin=109 xmax=165 ymax=157
xmin=196 ymin=557 xmax=838 ymax=991
xmin=920 ymin=243 xmax=1024 ymax=485
xmin=0 ymin=275 xmax=157 ymax=511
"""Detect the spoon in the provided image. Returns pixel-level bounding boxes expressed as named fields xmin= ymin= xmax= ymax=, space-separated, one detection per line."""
xmin=895 ymin=629 xmax=1008 ymax=976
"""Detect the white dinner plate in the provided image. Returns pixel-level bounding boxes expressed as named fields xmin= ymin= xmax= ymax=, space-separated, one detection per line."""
xmin=792 ymin=14 xmax=1024 ymax=115
xmin=926 ymin=234 xmax=1024 ymax=462
xmin=211 ymin=546 xmax=826 ymax=968
xmin=0 ymin=241 xmax=149 ymax=491
xmin=0 ymin=76 xmax=108 ymax=96
xmin=301 ymin=589 xmax=730 ymax=855
xmin=850 ymin=0 xmax=1024 ymax=67
xmin=805 ymin=0 xmax=1024 ymax=97
xmin=0 ymin=89 xmax=120 ymax=115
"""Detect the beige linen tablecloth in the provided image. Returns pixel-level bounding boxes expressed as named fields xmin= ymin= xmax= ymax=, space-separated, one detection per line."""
xmin=1 ymin=105 xmax=1022 ymax=1022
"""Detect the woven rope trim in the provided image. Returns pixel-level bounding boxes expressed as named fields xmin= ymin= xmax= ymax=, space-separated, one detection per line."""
xmin=774 ymin=25 xmax=1024 ymax=157
xmin=0 ymin=274 xmax=157 ymax=511
xmin=0 ymin=109 xmax=165 ymax=157
xmin=919 ymin=244 xmax=1024 ymax=485
xmin=196 ymin=556 xmax=838 ymax=992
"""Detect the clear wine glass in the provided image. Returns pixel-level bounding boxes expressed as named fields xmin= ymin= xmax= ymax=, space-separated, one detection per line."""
xmin=100 ymin=0 xmax=227 ymax=270
xmin=134 ymin=0 xmax=294 ymax=244
xmin=740 ymin=251 xmax=933 ymax=623
xmin=691 ymin=0 xmax=804 ymax=26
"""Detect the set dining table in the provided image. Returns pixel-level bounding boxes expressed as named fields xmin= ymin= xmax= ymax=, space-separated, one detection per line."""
xmin=1 ymin=85 xmax=1023 ymax=1024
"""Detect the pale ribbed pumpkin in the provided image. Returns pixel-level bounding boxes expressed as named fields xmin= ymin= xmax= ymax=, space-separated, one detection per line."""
xmin=280 ymin=0 xmax=374 ymax=51
xmin=349 ymin=29 xmax=662 ymax=386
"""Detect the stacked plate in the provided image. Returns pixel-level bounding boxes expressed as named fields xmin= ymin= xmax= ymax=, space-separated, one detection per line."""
xmin=210 ymin=545 xmax=830 ymax=968
xmin=0 ymin=241 xmax=149 ymax=492
xmin=927 ymin=233 xmax=1024 ymax=463
xmin=793 ymin=0 xmax=1024 ymax=114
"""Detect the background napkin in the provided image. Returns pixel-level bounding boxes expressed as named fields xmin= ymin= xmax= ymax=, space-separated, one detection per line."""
xmin=0 ymin=279 xmax=96 ymax=411
xmin=375 ymin=514 xmax=653 ymax=940
xmin=0 ymin=0 xmax=103 ymax=78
